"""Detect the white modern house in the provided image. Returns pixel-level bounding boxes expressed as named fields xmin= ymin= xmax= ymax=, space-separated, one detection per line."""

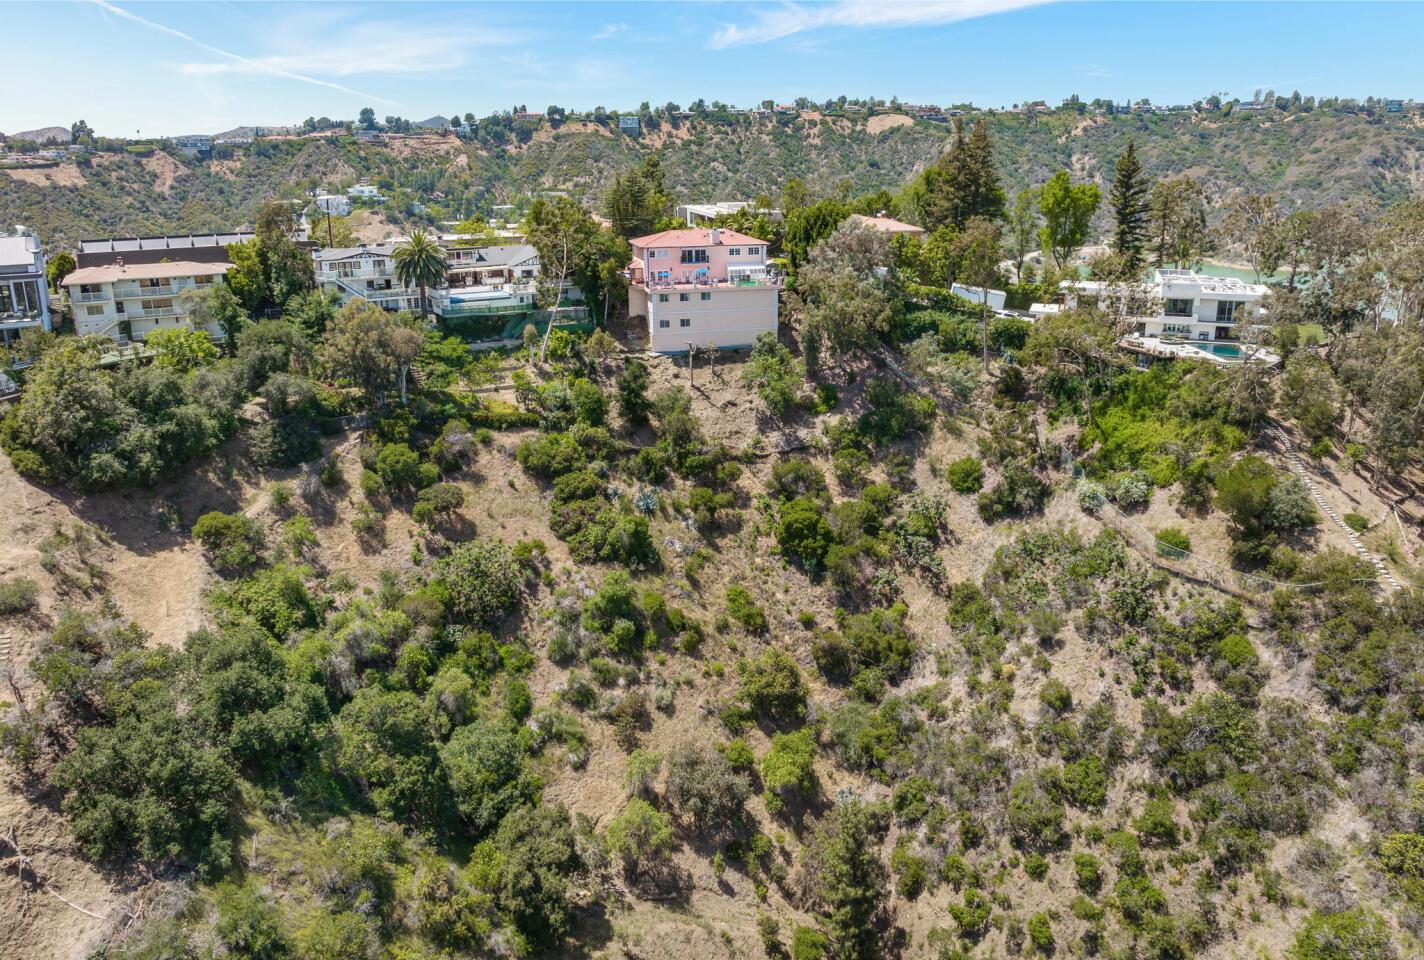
xmin=314 ymin=242 xmax=548 ymax=321
xmin=62 ymin=260 xmax=231 ymax=341
xmin=0 ymin=229 xmax=52 ymax=345
xmin=676 ymin=201 xmax=781 ymax=226
xmin=315 ymin=194 xmax=352 ymax=216
xmin=1060 ymin=268 xmax=1276 ymax=364
xmin=347 ymin=183 xmax=384 ymax=202
xmin=951 ymin=283 xmax=1007 ymax=312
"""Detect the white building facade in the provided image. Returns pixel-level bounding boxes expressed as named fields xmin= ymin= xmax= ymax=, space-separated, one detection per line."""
xmin=0 ymin=231 xmax=52 ymax=344
xmin=1062 ymin=269 xmax=1269 ymax=342
xmin=62 ymin=260 xmax=231 ymax=341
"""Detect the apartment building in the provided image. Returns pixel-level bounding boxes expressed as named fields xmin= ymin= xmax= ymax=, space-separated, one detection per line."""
xmin=626 ymin=227 xmax=779 ymax=353
xmin=62 ymin=259 xmax=230 ymax=340
xmin=0 ymin=230 xmax=52 ymax=345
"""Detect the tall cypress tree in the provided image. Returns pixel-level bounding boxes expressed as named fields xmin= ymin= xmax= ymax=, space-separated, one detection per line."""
xmin=921 ymin=118 xmax=1005 ymax=231
xmin=1110 ymin=139 xmax=1151 ymax=269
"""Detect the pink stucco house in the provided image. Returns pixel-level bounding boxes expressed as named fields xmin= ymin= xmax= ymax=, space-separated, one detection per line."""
xmin=626 ymin=227 xmax=779 ymax=353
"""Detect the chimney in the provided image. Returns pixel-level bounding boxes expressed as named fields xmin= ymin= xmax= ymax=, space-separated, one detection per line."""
xmin=115 ymin=256 xmax=124 ymax=268
xmin=710 ymin=228 xmax=722 ymax=245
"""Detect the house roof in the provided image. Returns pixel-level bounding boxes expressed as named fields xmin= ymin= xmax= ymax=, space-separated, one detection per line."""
xmin=848 ymin=214 xmax=925 ymax=235
xmin=78 ymin=233 xmax=253 ymax=255
xmin=0 ymin=236 xmax=41 ymax=269
xmin=444 ymin=244 xmax=538 ymax=268
xmin=63 ymin=261 xmax=232 ymax=286
xmin=629 ymin=228 xmax=767 ymax=248
xmin=314 ymin=243 xmax=400 ymax=262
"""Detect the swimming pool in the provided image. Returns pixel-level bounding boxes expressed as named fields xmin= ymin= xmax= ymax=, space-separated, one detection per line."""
xmin=1188 ymin=342 xmax=1245 ymax=359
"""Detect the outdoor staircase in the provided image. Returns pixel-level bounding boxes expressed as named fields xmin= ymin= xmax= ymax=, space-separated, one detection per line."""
xmin=0 ymin=629 xmax=12 ymax=666
xmin=1272 ymin=425 xmax=1400 ymax=591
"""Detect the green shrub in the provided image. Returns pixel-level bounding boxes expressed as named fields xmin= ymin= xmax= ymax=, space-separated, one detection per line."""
xmin=1026 ymin=912 xmax=1054 ymax=953
xmin=761 ymin=728 xmax=817 ymax=809
xmin=946 ymin=456 xmax=984 ymax=494
xmin=191 ymin=512 xmax=264 ymax=573
xmin=1155 ymin=526 xmax=1191 ymax=557
xmin=0 ymin=576 xmax=39 ymax=613
xmin=737 ymin=649 xmax=807 ymax=725
xmin=1073 ymin=853 xmax=1102 ymax=893
xmin=1342 ymin=512 xmax=1370 ymax=534
xmin=1288 ymin=907 xmax=1394 ymax=960
xmin=724 ymin=585 xmax=768 ymax=633
xmin=605 ymin=798 xmax=673 ymax=872
xmin=790 ymin=925 xmax=829 ymax=960
xmin=435 ymin=540 xmax=522 ymax=626
xmin=412 ymin=482 xmax=465 ymax=525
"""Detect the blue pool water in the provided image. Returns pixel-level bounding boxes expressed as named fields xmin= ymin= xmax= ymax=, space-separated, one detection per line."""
xmin=1189 ymin=342 xmax=1244 ymax=358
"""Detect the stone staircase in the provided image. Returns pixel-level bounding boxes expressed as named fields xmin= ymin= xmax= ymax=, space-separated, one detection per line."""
xmin=1272 ymin=426 xmax=1400 ymax=591
xmin=0 ymin=629 xmax=11 ymax=666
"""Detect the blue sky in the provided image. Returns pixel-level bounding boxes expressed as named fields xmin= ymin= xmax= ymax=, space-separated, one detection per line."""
xmin=10 ymin=1 xmax=1424 ymax=136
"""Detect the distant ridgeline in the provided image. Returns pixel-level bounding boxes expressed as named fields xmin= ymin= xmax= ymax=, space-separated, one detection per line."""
xmin=5 ymin=106 xmax=1424 ymax=250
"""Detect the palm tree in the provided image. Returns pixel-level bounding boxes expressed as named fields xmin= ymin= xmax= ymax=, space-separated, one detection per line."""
xmin=393 ymin=230 xmax=448 ymax=322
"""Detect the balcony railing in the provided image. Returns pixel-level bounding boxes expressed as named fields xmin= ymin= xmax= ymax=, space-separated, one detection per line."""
xmin=72 ymin=291 xmax=111 ymax=303
xmin=116 ymin=283 xmax=179 ymax=296
xmin=126 ymin=307 xmax=181 ymax=320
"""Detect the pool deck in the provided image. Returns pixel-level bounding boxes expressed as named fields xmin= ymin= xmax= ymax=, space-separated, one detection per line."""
xmin=1119 ymin=335 xmax=1280 ymax=367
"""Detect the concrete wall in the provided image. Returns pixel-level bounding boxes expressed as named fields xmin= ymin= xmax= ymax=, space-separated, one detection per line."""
xmin=645 ymin=285 xmax=778 ymax=352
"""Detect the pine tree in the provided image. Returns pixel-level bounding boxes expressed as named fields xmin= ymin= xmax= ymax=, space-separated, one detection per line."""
xmin=1109 ymin=140 xmax=1150 ymax=269
xmin=920 ymin=118 xmax=1006 ymax=231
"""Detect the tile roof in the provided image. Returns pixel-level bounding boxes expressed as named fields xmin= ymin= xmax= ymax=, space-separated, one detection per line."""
xmin=629 ymin=228 xmax=767 ymax=248
xmin=848 ymin=214 xmax=925 ymax=234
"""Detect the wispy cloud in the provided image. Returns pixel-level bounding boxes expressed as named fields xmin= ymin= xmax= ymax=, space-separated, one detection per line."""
xmin=180 ymin=22 xmax=518 ymax=79
xmin=709 ymin=0 xmax=1051 ymax=49
xmin=1086 ymin=64 xmax=1114 ymax=79
xmin=88 ymin=0 xmax=388 ymax=101
xmin=592 ymin=23 xmax=628 ymax=41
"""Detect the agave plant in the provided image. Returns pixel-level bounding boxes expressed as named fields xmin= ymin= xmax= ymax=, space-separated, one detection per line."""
xmin=633 ymin=488 xmax=660 ymax=515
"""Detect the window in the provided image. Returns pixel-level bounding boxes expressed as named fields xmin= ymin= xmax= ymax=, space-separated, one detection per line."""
xmin=729 ymin=247 xmax=742 ymax=256
xmin=1164 ymin=298 xmax=1194 ymax=317
xmin=1215 ymin=301 xmax=1239 ymax=322
xmin=679 ymin=318 xmax=691 ymax=328
xmin=659 ymin=318 xmax=671 ymax=328
xmin=658 ymin=293 xmax=670 ymax=303
xmin=700 ymin=292 xmax=712 ymax=301
xmin=748 ymin=246 xmax=761 ymax=255
xmin=679 ymin=249 xmax=710 ymax=264
xmin=679 ymin=292 xmax=690 ymax=302
xmin=85 ymin=304 xmax=105 ymax=316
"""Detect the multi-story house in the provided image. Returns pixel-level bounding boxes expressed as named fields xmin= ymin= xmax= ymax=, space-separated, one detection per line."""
xmin=626 ymin=227 xmax=779 ymax=353
xmin=62 ymin=259 xmax=230 ymax=341
xmin=314 ymin=242 xmax=548 ymax=321
xmin=0 ymin=229 xmax=52 ymax=345
xmin=347 ymin=183 xmax=384 ymax=201
xmin=1061 ymin=269 xmax=1274 ymax=363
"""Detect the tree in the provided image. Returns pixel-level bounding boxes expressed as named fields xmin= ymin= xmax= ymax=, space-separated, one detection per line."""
xmin=1021 ymin=308 xmax=1122 ymax=426
xmin=393 ymin=230 xmax=449 ymax=321
xmin=485 ymin=804 xmax=581 ymax=951
xmin=147 ymin=328 xmax=219 ymax=374
xmin=790 ymin=221 xmax=901 ymax=372
xmin=1109 ymin=139 xmax=1151 ymax=270
xmin=602 ymin=154 xmax=672 ymax=239
xmin=616 ymin=358 xmax=652 ymax=425
xmin=255 ymin=200 xmax=315 ymax=309
xmin=523 ymin=197 xmax=600 ymax=361
xmin=783 ymin=199 xmax=849 ymax=272
xmin=800 ymin=801 xmax=890 ymax=960
xmin=605 ymin=798 xmax=674 ymax=873
xmin=1006 ymin=188 xmax=1040 ymax=284
xmin=436 ymin=539 xmax=522 ymax=625
xmin=0 ymin=337 xmax=115 ymax=481
xmin=45 ymin=251 xmax=76 ymax=292
xmin=358 ymin=107 xmax=378 ymax=130
xmin=1038 ymin=170 xmax=1101 ymax=269
xmin=1149 ymin=176 xmax=1211 ymax=268
xmin=179 ymin=283 xmax=248 ymax=344
xmin=741 ymin=331 xmax=805 ymax=416
xmin=333 ymin=688 xmax=445 ymax=823
xmin=920 ymin=117 xmax=1005 ymax=231
xmin=1224 ymin=193 xmax=1287 ymax=283
xmin=952 ymin=216 xmax=1004 ymax=372
xmin=441 ymin=721 xmax=539 ymax=835
xmin=319 ymin=300 xmax=424 ymax=405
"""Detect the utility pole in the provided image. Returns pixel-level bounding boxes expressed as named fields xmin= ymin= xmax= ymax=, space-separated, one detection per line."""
xmin=326 ymin=208 xmax=334 ymax=247
xmin=687 ymin=342 xmax=694 ymax=386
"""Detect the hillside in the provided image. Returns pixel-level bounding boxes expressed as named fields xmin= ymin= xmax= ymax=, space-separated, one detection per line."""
xmin=6 ymin=109 xmax=1424 ymax=250
xmin=1 ymin=310 xmax=1423 ymax=960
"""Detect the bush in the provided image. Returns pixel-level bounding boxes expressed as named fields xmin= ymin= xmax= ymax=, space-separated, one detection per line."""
xmin=1076 ymin=478 xmax=1107 ymax=513
xmin=605 ymin=798 xmax=674 ymax=872
xmin=791 ymin=926 xmax=830 ymax=960
xmin=1108 ymin=469 xmax=1153 ymax=509
xmin=724 ymin=585 xmax=768 ymax=633
xmin=977 ymin=463 xmax=1050 ymax=523
xmin=1155 ymin=526 xmax=1192 ymax=557
xmin=192 ymin=511 xmax=264 ymax=573
xmin=516 ymin=432 xmax=585 ymax=479
xmin=761 ymin=728 xmax=818 ymax=809
xmin=1073 ymin=853 xmax=1102 ymax=892
xmin=215 ymin=881 xmax=288 ymax=960
xmin=0 ymin=576 xmax=39 ymax=613
xmin=946 ymin=455 xmax=984 ymax=494
xmin=1288 ymin=908 xmax=1394 ymax=960
xmin=769 ymin=459 xmax=829 ymax=502
xmin=441 ymin=721 xmax=539 ymax=835
xmin=1343 ymin=512 xmax=1370 ymax=533
xmin=737 ymin=648 xmax=807 ymax=725
xmin=664 ymin=745 xmax=750 ymax=831
xmin=412 ymin=482 xmax=465 ymax=526
xmin=435 ymin=540 xmax=522 ymax=625
xmin=776 ymin=497 xmax=835 ymax=569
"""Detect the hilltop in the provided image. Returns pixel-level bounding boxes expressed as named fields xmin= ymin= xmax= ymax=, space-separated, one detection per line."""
xmin=6 ymin=108 xmax=1424 ymax=249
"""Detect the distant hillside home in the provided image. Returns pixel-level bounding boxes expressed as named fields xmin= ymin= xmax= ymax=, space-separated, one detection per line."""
xmin=626 ymin=227 xmax=779 ymax=353
xmin=316 ymin=194 xmax=352 ymax=217
xmin=63 ymin=259 xmax=231 ymax=342
xmin=950 ymin=284 xmax=1007 ymax=312
xmin=676 ymin=201 xmax=782 ymax=226
xmin=0 ymin=229 xmax=52 ymax=345
xmin=348 ymin=183 xmax=384 ymax=201
xmin=848 ymin=214 xmax=926 ymax=239
xmin=171 ymin=134 xmax=213 ymax=158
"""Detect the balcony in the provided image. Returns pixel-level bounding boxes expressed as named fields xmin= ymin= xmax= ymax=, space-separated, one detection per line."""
xmin=126 ymin=307 xmax=181 ymax=320
xmin=72 ymin=290 xmax=111 ymax=303
xmin=116 ymin=282 xmax=179 ymax=297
